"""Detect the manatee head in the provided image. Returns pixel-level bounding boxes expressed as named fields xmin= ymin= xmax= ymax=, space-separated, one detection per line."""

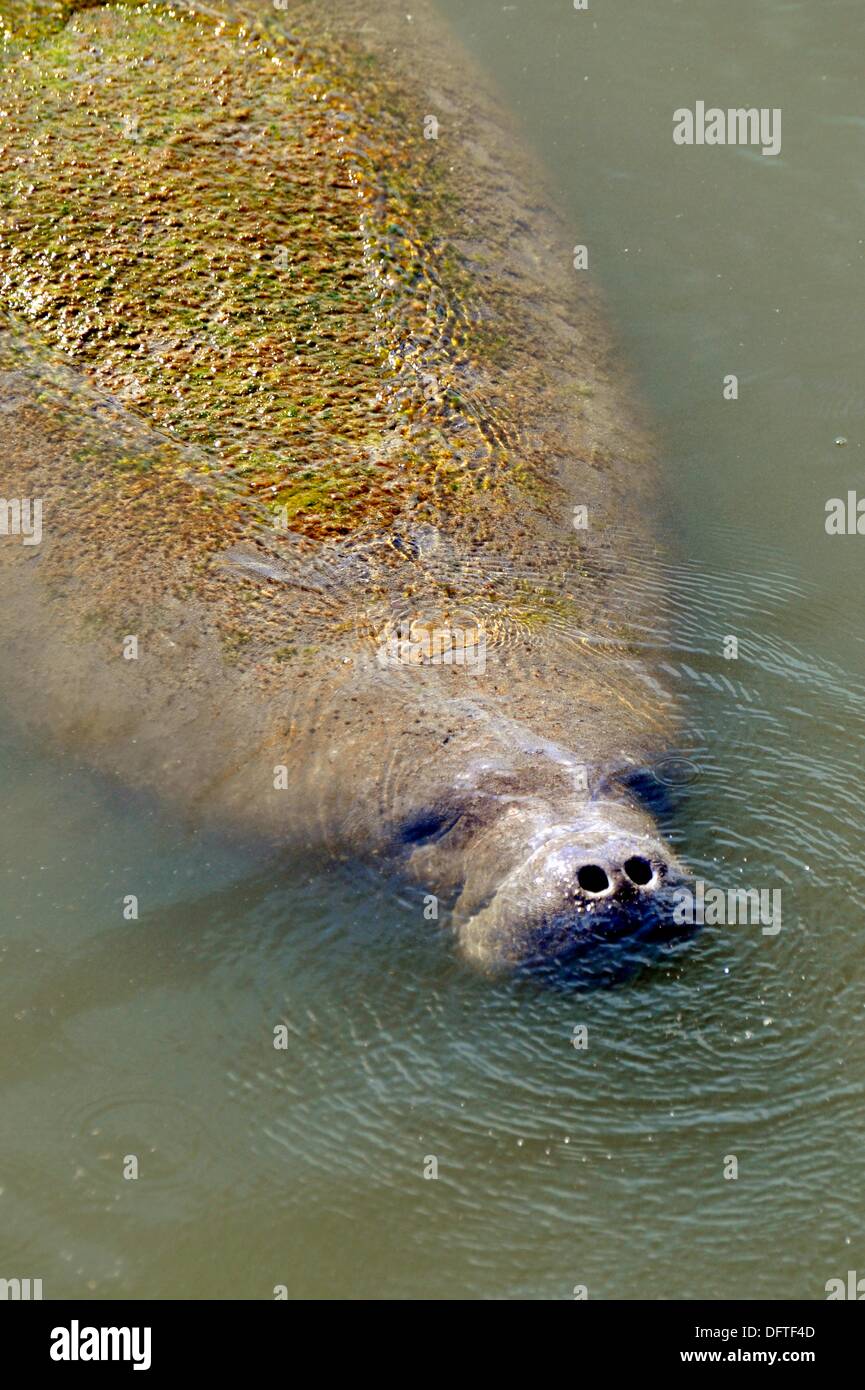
xmin=455 ymin=798 xmax=694 ymax=979
xmin=390 ymin=731 xmax=696 ymax=981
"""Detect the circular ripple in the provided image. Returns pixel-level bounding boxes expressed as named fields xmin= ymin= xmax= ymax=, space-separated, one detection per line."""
xmin=652 ymin=755 xmax=702 ymax=787
xmin=63 ymin=1089 xmax=219 ymax=1205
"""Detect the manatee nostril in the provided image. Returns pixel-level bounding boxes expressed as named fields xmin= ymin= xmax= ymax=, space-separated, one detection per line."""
xmin=577 ymin=864 xmax=610 ymax=894
xmin=623 ymin=855 xmax=654 ymax=886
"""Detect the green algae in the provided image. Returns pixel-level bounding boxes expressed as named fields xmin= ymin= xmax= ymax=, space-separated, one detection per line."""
xmin=0 ymin=0 xmax=529 ymax=539
xmin=1 ymin=0 xmax=67 ymax=45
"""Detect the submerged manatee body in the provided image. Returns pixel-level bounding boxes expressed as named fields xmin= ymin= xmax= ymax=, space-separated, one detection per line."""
xmin=0 ymin=0 xmax=694 ymax=976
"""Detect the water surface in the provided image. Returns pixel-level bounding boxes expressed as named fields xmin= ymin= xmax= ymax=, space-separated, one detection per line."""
xmin=2 ymin=0 xmax=864 ymax=1299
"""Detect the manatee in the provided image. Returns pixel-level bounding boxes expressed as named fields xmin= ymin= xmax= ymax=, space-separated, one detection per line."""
xmin=0 ymin=0 xmax=694 ymax=976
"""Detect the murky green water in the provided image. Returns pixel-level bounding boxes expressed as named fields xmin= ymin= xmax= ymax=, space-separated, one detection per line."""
xmin=2 ymin=0 xmax=865 ymax=1299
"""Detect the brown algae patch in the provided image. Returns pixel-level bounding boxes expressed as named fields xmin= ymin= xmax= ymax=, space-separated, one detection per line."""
xmin=0 ymin=0 xmax=526 ymax=538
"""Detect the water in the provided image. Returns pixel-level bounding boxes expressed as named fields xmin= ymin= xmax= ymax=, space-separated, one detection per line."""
xmin=2 ymin=0 xmax=864 ymax=1299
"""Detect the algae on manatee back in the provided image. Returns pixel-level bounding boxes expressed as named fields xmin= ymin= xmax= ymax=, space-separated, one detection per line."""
xmin=0 ymin=0 xmax=529 ymax=538
xmin=0 ymin=0 xmax=662 ymax=705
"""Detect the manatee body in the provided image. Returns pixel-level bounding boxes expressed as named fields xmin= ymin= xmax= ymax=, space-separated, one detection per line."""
xmin=0 ymin=0 xmax=693 ymax=975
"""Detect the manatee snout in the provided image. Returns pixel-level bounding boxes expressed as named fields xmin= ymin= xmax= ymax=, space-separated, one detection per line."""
xmin=454 ymin=804 xmax=695 ymax=975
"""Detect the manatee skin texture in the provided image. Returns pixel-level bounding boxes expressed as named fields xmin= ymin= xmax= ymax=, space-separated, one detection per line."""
xmin=0 ymin=0 xmax=695 ymax=975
